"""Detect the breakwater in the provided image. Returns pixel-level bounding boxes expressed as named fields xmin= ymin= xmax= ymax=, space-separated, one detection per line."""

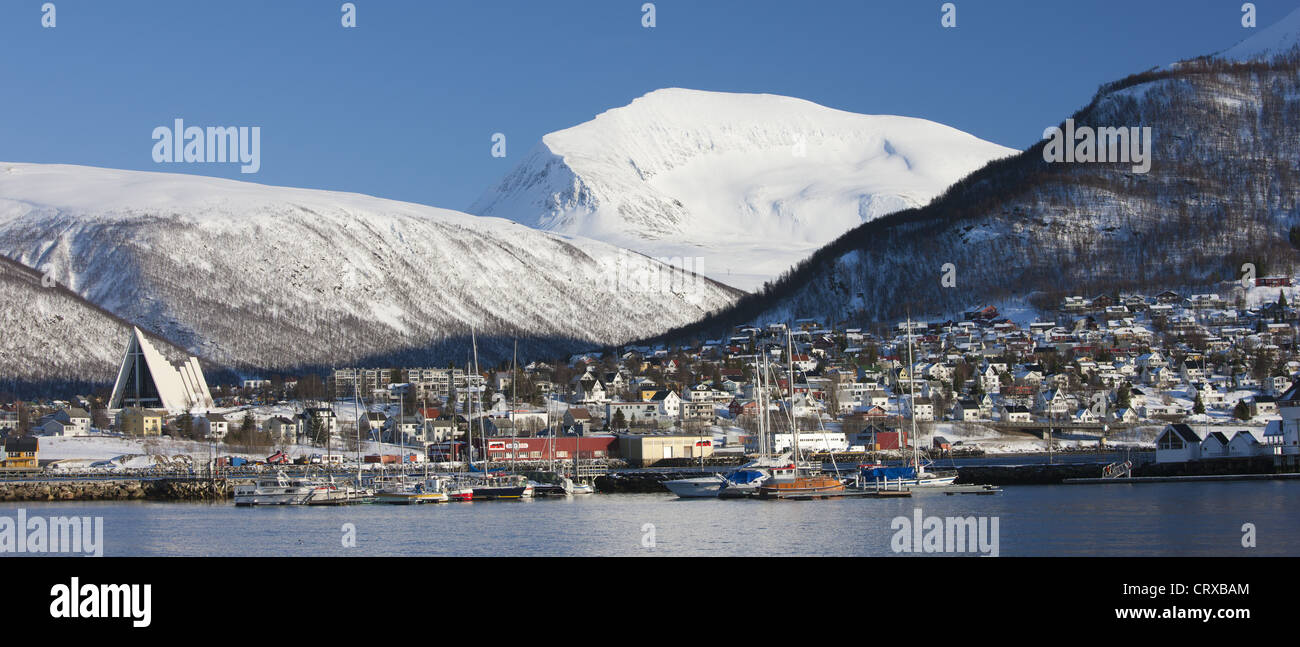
xmin=957 ymin=456 xmax=1284 ymax=485
xmin=595 ymin=471 xmax=706 ymax=493
xmin=0 ymin=478 xmax=230 ymax=502
xmin=956 ymin=463 xmax=1106 ymax=485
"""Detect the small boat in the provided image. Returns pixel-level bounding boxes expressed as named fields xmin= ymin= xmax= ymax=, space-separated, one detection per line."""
xmin=570 ymin=482 xmax=594 ymax=495
xmin=668 ymin=455 xmax=792 ymax=499
xmin=526 ymin=470 xmax=575 ymax=497
xmin=757 ymin=473 xmax=847 ymax=499
xmin=469 ymin=472 xmax=533 ymax=500
xmin=664 ymin=473 xmax=729 ymax=498
xmin=446 ymin=480 xmax=476 ymax=501
xmin=234 ymin=471 xmax=319 ymax=506
xmin=304 ymin=476 xmax=375 ymax=505
xmin=858 ymin=464 xmax=958 ymax=488
xmin=376 ymin=477 xmax=451 ymax=504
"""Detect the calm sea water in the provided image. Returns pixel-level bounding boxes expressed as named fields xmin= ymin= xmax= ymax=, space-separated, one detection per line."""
xmin=4 ymin=480 xmax=1296 ymax=556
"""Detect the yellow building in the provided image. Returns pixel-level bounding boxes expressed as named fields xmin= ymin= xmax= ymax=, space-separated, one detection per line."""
xmin=117 ymin=408 xmax=164 ymax=436
xmin=2 ymin=436 xmax=38 ymax=468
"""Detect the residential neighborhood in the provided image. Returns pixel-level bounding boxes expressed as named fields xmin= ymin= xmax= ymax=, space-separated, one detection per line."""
xmin=5 ymin=286 xmax=1300 ymax=470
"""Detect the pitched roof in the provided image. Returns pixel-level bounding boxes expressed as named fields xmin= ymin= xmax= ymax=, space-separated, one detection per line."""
xmin=1163 ymin=424 xmax=1201 ymax=444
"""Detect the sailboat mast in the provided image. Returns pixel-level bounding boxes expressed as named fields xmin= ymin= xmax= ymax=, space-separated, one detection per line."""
xmin=472 ymin=327 xmax=485 ymax=471
xmin=787 ymin=327 xmax=798 ymax=465
xmin=511 ymin=340 xmax=518 ymax=468
xmin=398 ymin=379 xmax=404 ymax=472
xmin=759 ymin=350 xmax=764 ymax=457
xmin=354 ymin=379 xmax=362 ymax=483
xmin=907 ymin=313 xmax=919 ymax=470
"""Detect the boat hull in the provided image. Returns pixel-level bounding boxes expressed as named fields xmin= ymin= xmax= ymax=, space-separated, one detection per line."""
xmin=758 ymin=476 xmax=847 ymax=500
xmin=664 ymin=477 xmax=726 ymax=498
xmin=471 ymin=486 xmax=529 ymax=500
xmin=376 ymin=492 xmax=449 ymax=504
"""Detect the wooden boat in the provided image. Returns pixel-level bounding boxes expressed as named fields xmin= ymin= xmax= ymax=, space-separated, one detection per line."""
xmin=757 ymin=474 xmax=846 ymax=499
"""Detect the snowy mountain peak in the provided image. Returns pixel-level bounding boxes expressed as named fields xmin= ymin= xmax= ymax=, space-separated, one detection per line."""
xmin=0 ymin=163 xmax=740 ymax=378
xmin=471 ymin=88 xmax=1015 ymax=291
xmin=1216 ymin=7 xmax=1300 ymax=61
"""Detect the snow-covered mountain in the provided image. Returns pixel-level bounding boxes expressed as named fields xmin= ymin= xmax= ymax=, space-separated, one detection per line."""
xmin=0 ymin=254 xmax=193 ymax=390
xmin=651 ymin=12 xmax=1300 ymax=342
xmin=470 ymin=88 xmax=1016 ymax=291
xmin=0 ymin=163 xmax=740 ymax=380
xmin=1216 ymin=6 xmax=1300 ymax=61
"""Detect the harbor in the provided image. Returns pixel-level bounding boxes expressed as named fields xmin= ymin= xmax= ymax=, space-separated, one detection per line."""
xmin=9 ymin=479 xmax=1295 ymax=557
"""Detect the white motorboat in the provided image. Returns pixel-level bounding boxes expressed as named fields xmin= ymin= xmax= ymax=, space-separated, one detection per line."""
xmin=234 ymin=471 xmax=319 ymax=506
xmin=664 ymin=473 xmax=729 ymax=498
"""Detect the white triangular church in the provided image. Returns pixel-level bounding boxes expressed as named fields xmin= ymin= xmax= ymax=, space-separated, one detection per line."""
xmin=108 ymin=327 xmax=215 ymax=413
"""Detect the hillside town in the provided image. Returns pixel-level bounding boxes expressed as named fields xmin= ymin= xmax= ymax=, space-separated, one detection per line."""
xmin=5 ymin=282 xmax=1300 ymax=470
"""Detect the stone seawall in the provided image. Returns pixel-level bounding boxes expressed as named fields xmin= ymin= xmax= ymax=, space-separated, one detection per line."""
xmin=957 ymin=456 xmax=1282 ymax=485
xmin=0 ymin=479 xmax=230 ymax=502
xmin=595 ymin=471 xmax=709 ymax=493
xmin=956 ymin=463 xmax=1107 ymax=485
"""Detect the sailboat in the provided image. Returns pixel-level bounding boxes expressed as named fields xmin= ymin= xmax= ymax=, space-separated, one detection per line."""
xmin=859 ymin=314 xmax=957 ymax=489
xmin=666 ymin=348 xmax=788 ymax=498
xmin=757 ymin=328 xmax=847 ymax=499
xmin=462 ymin=329 xmax=533 ymax=500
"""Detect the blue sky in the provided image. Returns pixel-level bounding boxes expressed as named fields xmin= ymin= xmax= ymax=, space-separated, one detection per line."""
xmin=0 ymin=0 xmax=1293 ymax=211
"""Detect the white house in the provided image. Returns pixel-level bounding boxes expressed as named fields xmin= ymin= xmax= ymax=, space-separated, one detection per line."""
xmin=38 ymin=419 xmax=78 ymax=437
xmin=196 ymin=413 xmax=230 ymax=440
xmin=1000 ymin=404 xmax=1033 ymax=422
xmin=1200 ymin=431 xmax=1231 ymax=459
xmin=1274 ymin=384 xmax=1300 ymax=468
xmin=1155 ymin=424 xmax=1202 ymax=463
xmin=1228 ymin=430 xmax=1267 ymax=458
xmin=906 ymin=396 xmax=934 ymax=422
xmin=650 ymin=390 xmax=682 ymax=417
xmin=37 ymin=408 xmax=92 ymax=437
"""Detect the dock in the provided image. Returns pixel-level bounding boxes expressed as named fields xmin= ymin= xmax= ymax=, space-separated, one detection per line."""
xmin=1064 ymin=473 xmax=1300 ymax=484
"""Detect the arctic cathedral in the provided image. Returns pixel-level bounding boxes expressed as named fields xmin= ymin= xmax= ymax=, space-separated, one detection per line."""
xmin=108 ymin=327 xmax=215 ymax=413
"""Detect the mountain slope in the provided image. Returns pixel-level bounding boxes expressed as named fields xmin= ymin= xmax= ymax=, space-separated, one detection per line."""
xmin=649 ymin=15 xmax=1300 ymax=342
xmin=0 ymin=164 xmax=741 ymax=378
xmin=1217 ymin=7 xmax=1300 ymax=61
xmin=0 ymin=254 xmax=195 ymax=391
xmin=470 ymin=88 xmax=1016 ymax=291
